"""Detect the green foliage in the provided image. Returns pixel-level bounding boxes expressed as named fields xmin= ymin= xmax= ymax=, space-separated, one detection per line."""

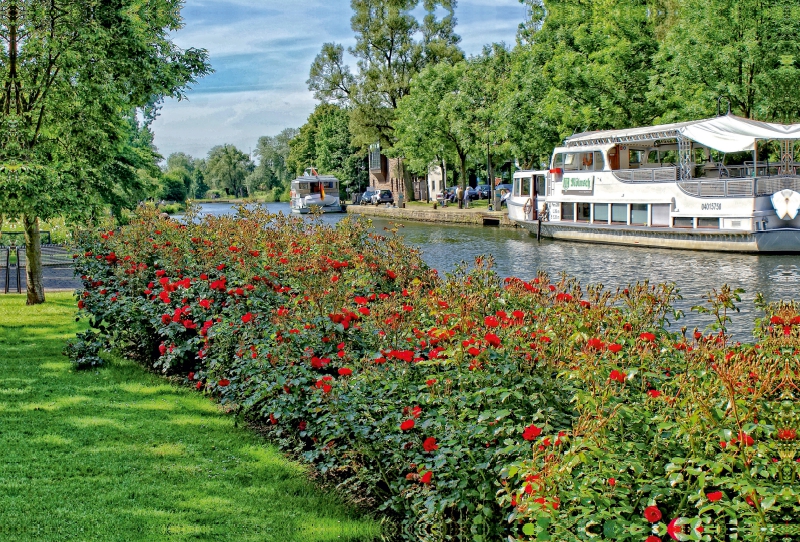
xmin=160 ymin=171 xmax=189 ymax=202
xmin=307 ymin=0 xmax=463 ymax=150
xmin=72 ymin=209 xmax=800 ymax=541
xmin=651 ymin=0 xmax=800 ymax=123
xmin=287 ymin=104 xmax=367 ymax=191
xmin=0 ymin=0 xmax=210 ymax=222
xmin=205 ymin=144 xmax=254 ymax=198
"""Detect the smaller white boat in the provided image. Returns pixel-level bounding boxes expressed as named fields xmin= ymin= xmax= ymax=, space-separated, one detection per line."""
xmin=290 ymin=168 xmax=343 ymax=214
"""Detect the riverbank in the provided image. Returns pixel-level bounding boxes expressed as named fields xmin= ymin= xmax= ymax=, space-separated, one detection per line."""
xmin=0 ymin=293 xmax=381 ymax=542
xmin=346 ymin=201 xmax=518 ymax=228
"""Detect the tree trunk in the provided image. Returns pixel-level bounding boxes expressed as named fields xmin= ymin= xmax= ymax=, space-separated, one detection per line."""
xmin=399 ymin=158 xmax=415 ymax=201
xmin=23 ymin=214 xmax=45 ymax=305
xmin=458 ymin=150 xmax=467 ymax=189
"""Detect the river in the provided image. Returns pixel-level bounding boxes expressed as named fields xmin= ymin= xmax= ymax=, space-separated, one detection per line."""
xmin=190 ymin=202 xmax=800 ymax=338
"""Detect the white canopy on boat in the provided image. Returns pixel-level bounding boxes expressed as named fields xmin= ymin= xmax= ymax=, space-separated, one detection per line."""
xmin=566 ymin=115 xmax=800 ymax=153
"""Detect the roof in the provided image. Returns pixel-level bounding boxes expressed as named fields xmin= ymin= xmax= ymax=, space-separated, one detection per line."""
xmin=566 ymin=115 xmax=800 ymax=153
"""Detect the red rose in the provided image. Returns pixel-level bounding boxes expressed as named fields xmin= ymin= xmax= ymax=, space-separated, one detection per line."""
xmin=666 ymin=518 xmax=681 ymax=539
xmin=419 ymin=471 xmax=432 ymax=484
xmin=426 ymin=379 xmax=437 ymax=386
xmin=218 ymin=379 xmax=230 ymax=387
xmin=608 ymin=478 xmax=616 ymax=487
xmin=338 ymin=367 xmax=353 ymax=376
xmin=422 ymin=437 xmax=438 ymax=452
xmin=241 ymin=312 xmax=253 ymax=323
xmin=647 ymin=389 xmax=662 ymax=398
xmin=586 ymin=338 xmax=604 ymax=350
xmin=644 ymin=505 xmax=662 ymax=523
xmin=639 ymin=332 xmax=656 ymax=341
xmin=188 ymin=372 xmax=195 ymax=381
xmin=707 ymin=491 xmax=723 ymax=502
xmin=400 ymin=419 xmax=415 ymax=431
xmin=522 ymin=423 xmax=542 ymax=441
xmin=485 ymin=332 xmax=501 ymax=347
xmin=484 ymin=316 xmax=499 ymax=328
xmin=607 ymin=343 xmax=622 ymax=353
xmin=609 ymin=370 xmax=627 ymax=383
xmin=646 ymin=537 xmax=661 ymax=542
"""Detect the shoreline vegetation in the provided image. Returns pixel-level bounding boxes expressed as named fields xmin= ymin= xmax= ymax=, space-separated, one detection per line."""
xmin=0 ymin=292 xmax=381 ymax=542
xmin=69 ymin=207 xmax=800 ymax=541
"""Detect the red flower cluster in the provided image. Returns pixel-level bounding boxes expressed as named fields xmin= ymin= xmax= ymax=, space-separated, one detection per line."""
xmin=522 ymin=423 xmax=542 ymax=441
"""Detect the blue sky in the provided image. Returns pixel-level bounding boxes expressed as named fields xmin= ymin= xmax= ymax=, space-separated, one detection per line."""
xmin=150 ymin=0 xmax=528 ymax=160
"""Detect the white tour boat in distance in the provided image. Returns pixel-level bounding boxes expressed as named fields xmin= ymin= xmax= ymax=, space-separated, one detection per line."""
xmin=290 ymin=168 xmax=344 ymax=214
xmin=507 ymin=114 xmax=800 ymax=252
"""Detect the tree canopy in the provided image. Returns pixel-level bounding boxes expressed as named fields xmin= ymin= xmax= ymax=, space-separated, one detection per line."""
xmin=307 ymin=0 xmax=463 ymax=150
xmin=0 ymin=0 xmax=210 ymax=303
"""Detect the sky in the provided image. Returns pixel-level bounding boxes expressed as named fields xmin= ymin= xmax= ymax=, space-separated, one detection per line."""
xmin=150 ymin=0 xmax=529 ymax=160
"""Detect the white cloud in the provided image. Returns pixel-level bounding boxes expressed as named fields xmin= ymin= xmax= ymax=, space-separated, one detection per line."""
xmin=152 ymin=88 xmax=316 ymax=159
xmin=152 ymin=0 xmax=528 ymax=159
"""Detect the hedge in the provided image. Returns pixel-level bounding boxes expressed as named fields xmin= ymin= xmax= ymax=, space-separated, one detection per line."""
xmin=70 ymin=206 xmax=800 ymax=541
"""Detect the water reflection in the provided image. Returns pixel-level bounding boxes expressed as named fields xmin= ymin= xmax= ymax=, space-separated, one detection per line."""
xmin=191 ymin=202 xmax=800 ymax=338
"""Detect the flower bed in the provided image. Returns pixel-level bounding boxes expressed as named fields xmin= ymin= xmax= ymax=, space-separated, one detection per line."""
xmin=71 ymin=206 xmax=800 ymax=541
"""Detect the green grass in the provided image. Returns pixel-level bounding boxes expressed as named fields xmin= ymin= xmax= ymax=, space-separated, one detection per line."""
xmin=0 ymin=293 xmax=382 ymax=542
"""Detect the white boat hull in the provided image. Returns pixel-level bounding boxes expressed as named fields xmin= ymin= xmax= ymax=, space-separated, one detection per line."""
xmin=514 ymin=219 xmax=800 ymax=253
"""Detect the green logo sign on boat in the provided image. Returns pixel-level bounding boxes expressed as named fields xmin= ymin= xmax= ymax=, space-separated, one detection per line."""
xmin=562 ymin=176 xmax=594 ymax=194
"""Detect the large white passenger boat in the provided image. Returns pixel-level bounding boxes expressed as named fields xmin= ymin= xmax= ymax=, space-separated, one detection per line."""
xmin=507 ymin=115 xmax=800 ymax=252
xmin=289 ymin=168 xmax=343 ymax=214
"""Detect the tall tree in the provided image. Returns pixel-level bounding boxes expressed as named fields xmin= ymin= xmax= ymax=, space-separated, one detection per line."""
xmin=650 ymin=0 xmax=800 ymax=122
xmin=504 ymin=0 xmax=664 ymax=164
xmin=287 ymin=104 xmax=366 ymax=192
xmin=0 ymin=0 xmax=210 ymax=304
xmin=307 ymin=0 xmax=463 ymax=150
xmin=393 ymin=61 xmax=473 ymax=188
xmin=205 ymin=145 xmax=253 ymax=198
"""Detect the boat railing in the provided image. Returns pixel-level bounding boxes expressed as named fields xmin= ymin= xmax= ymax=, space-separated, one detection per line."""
xmin=677 ymin=175 xmax=800 ymax=198
xmin=612 ymin=167 xmax=678 ymax=183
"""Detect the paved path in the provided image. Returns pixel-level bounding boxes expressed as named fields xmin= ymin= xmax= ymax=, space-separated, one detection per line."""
xmin=3 ymin=266 xmax=81 ymax=294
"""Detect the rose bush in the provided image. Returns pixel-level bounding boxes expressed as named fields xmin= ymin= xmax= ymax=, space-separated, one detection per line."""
xmin=70 ymin=207 xmax=799 ymax=541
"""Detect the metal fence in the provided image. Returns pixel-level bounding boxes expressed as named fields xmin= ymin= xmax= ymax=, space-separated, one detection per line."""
xmin=3 ymin=244 xmax=75 ymax=294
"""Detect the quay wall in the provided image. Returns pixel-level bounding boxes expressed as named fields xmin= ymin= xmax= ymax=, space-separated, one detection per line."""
xmin=345 ymin=205 xmax=518 ymax=228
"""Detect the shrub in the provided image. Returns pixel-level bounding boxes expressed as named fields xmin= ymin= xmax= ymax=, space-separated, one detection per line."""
xmin=70 ymin=207 xmax=800 ymax=541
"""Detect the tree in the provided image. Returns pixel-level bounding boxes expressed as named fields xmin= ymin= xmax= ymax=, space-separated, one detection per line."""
xmin=650 ymin=0 xmax=800 ymax=122
xmin=503 ymin=0 xmax=664 ymax=164
xmin=0 ymin=0 xmax=210 ymax=304
xmin=287 ymin=104 xmax=366 ymax=192
xmin=205 ymin=145 xmax=253 ymax=198
xmin=307 ymin=0 xmax=463 ymax=150
xmin=393 ymin=61 xmax=474 ymax=188
xmin=252 ymin=127 xmax=298 ymax=199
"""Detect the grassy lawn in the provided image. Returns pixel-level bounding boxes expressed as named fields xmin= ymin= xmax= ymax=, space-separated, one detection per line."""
xmin=0 ymin=293 xmax=382 ymax=542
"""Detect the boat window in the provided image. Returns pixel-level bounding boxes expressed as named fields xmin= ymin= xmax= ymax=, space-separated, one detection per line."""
xmin=697 ymin=217 xmax=719 ymax=229
xmin=520 ymin=177 xmax=532 ymax=197
xmin=576 ymin=202 xmax=590 ymax=222
xmin=324 ymin=181 xmax=337 ymax=189
xmin=673 ymin=217 xmax=693 ymax=228
xmin=310 ymin=183 xmax=321 ymax=194
xmin=554 ymin=152 xmax=603 ymax=172
xmin=647 ymin=151 xmax=659 ymax=164
xmin=594 ymin=203 xmax=609 ymax=222
xmin=534 ymin=176 xmax=546 ymax=196
xmin=630 ymin=204 xmax=648 ymax=225
xmin=611 ymin=203 xmax=627 ymax=224
xmin=298 ymin=182 xmax=309 ymax=191
xmin=629 ymin=149 xmax=644 ymax=165
xmin=512 ymin=179 xmax=519 ymax=196
xmin=561 ymin=202 xmax=575 ymax=221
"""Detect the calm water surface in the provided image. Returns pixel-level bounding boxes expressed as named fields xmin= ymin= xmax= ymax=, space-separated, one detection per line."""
xmin=193 ymin=202 xmax=800 ymax=338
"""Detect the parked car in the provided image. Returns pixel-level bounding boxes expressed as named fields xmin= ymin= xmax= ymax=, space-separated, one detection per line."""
xmin=371 ymin=189 xmax=394 ymax=205
xmin=359 ymin=188 xmax=379 ymax=205
xmin=475 ymin=184 xmax=491 ymax=199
